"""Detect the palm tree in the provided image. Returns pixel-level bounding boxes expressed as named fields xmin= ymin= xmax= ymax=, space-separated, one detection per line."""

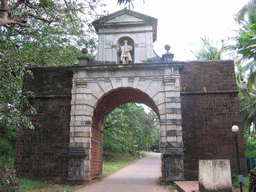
xmin=235 ymin=0 xmax=256 ymax=25
xmin=234 ymin=1 xmax=256 ymax=144
xmin=236 ymin=69 xmax=256 ymax=155
xmin=237 ymin=70 xmax=256 ymax=134
xmin=192 ymin=37 xmax=225 ymax=60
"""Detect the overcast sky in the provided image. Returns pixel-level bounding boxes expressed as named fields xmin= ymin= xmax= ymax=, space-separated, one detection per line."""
xmin=103 ymin=0 xmax=249 ymax=61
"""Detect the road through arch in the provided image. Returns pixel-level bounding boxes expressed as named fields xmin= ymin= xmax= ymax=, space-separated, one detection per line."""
xmin=91 ymin=88 xmax=159 ymax=179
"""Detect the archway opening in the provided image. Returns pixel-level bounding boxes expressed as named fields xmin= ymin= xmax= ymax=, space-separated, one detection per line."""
xmin=102 ymin=103 xmax=160 ymax=175
xmin=90 ymin=88 xmax=160 ymax=179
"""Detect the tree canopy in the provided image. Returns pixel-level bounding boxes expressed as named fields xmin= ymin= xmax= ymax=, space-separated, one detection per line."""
xmin=234 ymin=0 xmax=256 ymax=156
xmin=0 ymin=0 xmax=101 ymax=27
xmin=0 ymin=0 xmax=107 ymax=132
xmin=103 ymin=103 xmax=160 ymax=157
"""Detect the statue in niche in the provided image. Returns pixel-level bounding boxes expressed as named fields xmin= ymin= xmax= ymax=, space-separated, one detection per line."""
xmin=117 ymin=40 xmax=133 ymax=64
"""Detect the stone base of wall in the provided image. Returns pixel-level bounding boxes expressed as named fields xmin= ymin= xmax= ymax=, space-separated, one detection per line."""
xmin=162 ymin=148 xmax=184 ymax=182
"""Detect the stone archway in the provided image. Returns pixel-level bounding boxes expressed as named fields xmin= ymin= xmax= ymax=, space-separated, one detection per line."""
xmin=90 ymin=87 xmax=159 ymax=179
xmin=68 ymin=62 xmax=184 ymax=182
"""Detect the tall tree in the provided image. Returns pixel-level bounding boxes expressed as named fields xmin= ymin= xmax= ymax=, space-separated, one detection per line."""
xmin=0 ymin=0 xmax=104 ymax=162
xmin=233 ymin=0 xmax=256 ymax=155
xmin=0 ymin=0 xmax=143 ymax=166
xmin=0 ymin=0 xmax=107 ymax=129
xmin=236 ymin=69 xmax=256 ymax=148
xmin=234 ymin=0 xmax=256 ymax=79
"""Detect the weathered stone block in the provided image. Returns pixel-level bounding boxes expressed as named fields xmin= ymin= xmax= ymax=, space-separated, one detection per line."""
xmin=166 ymin=108 xmax=182 ymax=114
xmin=69 ymin=147 xmax=89 ymax=158
xmin=199 ymin=160 xmax=232 ymax=192
xmin=68 ymin=159 xmax=90 ymax=180
xmin=166 ymin=130 xmax=177 ymax=136
xmin=162 ymin=148 xmax=184 ymax=181
xmin=167 ymin=136 xmax=177 ymax=142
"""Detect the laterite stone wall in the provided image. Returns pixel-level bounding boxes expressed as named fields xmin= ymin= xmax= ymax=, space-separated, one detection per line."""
xmin=91 ymin=128 xmax=103 ymax=179
xmin=14 ymin=67 xmax=72 ymax=182
xmin=181 ymin=60 xmax=246 ymax=180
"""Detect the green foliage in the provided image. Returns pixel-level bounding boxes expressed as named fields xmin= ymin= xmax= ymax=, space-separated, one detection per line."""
xmin=0 ymin=153 xmax=15 ymax=169
xmin=232 ymin=173 xmax=250 ymax=187
xmin=0 ymin=121 xmax=16 ymax=169
xmin=117 ymin=0 xmax=135 ymax=9
xmin=0 ymin=172 xmax=19 ymax=192
xmin=103 ymin=103 xmax=160 ymax=156
xmin=19 ymin=178 xmax=84 ymax=191
xmin=237 ymin=77 xmax=256 ymax=141
xmin=193 ymin=37 xmax=225 ymax=60
xmin=0 ymin=136 xmax=16 ymax=169
xmin=234 ymin=1 xmax=256 ymax=152
xmin=0 ymin=20 xmax=97 ymax=67
xmin=103 ymin=140 xmax=125 ymax=153
xmin=245 ymin=138 xmax=256 ymax=158
xmin=0 ymin=0 xmax=99 ymax=163
xmin=0 ymin=52 xmax=36 ymax=161
xmin=117 ymin=0 xmax=133 ymax=5
xmin=19 ymin=178 xmax=51 ymax=191
xmin=0 ymin=0 xmax=102 ymax=135
xmin=237 ymin=23 xmax=256 ymax=65
xmin=0 ymin=166 xmax=19 ymax=191
xmin=235 ymin=0 xmax=256 ymax=25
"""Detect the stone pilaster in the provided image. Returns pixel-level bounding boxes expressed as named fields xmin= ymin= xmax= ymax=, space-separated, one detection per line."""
xmin=161 ymin=66 xmax=184 ymax=182
xmin=68 ymin=71 xmax=92 ymax=182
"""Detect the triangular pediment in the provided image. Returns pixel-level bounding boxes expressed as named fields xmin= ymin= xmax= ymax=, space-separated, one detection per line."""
xmin=93 ymin=9 xmax=157 ymax=32
xmin=105 ymin=14 xmax=145 ymax=23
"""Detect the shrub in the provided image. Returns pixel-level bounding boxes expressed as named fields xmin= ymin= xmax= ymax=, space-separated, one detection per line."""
xmin=0 ymin=166 xmax=19 ymax=192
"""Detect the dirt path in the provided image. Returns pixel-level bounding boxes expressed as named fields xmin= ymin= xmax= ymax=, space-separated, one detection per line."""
xmin=76 ymin=152 xmax=172 ymax=192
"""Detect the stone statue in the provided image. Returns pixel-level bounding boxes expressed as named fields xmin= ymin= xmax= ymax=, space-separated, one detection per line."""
xmin=117 ymin=40 xmax=133 ymax=64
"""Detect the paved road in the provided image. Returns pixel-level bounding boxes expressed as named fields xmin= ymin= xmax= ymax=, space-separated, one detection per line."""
xmin=76 ymin=152 xmax=170 ymax=192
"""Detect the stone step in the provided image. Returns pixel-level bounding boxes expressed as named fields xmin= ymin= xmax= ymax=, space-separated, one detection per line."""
xmin=174 ymin=181 xmax=199 ymax=192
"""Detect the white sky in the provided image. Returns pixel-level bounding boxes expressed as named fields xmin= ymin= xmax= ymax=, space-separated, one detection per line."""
xmin=102 ymin=0 xmax=248 ymax=61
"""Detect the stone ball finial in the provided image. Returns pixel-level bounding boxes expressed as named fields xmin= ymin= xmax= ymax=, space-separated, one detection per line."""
xmin=162 ymin=44 xmax=174 ymax=62
xmin=78 ymin=48 xmax=90 ymax=65
xmin=82 ymin=48 xmax=88 ymax=55
xmin=164 ymin=44 xmax=171 ymax=52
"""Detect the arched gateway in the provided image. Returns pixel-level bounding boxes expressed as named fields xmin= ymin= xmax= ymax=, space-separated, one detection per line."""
xmin=15 ymin=9 xmax=246 ymax=183
xmin=68 ymin=10 xmax=184 ymax=181
xmin=69 ymin=59 xmax=184 ymax=181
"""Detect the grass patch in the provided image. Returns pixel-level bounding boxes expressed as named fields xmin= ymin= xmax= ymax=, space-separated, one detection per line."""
xmin=232 ymin=186 xmax=249 ymax=192
xmin=103 ymin=161 xmax=132 ymax=177
xmin=19 ymin=178 xmax=51 ymax=191
xmin=102 ymin=151 xmax=146 ymax=177
xmin=19 ymin=178 xmax=82 ymax=192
